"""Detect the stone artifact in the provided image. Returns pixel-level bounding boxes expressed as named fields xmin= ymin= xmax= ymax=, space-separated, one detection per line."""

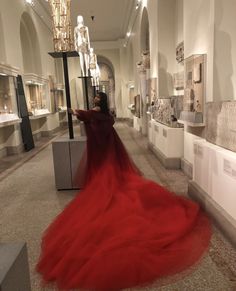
xmin=141 ymin=51 xmax=150 ymax=70
xmin=206 ymin=101 xmax=236 ymax=152
xmin=153 ymin=96 xmax=183 ymax=128
xmin=173 ymin=71 xmax=184 ymax=90
xmin=180 ymin=54 xmax=206 ymax=123
xmin=176 ymin=41 xmax=184 ymax=63
xmin=136 ymin=61 xmax=146 ymax=74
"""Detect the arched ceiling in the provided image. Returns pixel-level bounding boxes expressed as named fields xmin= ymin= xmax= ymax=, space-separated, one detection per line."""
xmin=38 ymin=0 xmax=135 ymax=42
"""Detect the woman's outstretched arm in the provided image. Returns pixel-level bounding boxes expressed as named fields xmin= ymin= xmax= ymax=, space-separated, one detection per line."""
xmin=68 ymin=108 xmax=79 ymax=116
xmin=67 ymin=108 xmax=93 ymax=122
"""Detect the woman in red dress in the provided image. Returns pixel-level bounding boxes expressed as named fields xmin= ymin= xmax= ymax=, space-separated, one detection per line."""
xmin=37 ymin=92 xmax=211 ymax=291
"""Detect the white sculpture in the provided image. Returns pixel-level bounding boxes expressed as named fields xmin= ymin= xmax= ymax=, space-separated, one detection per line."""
xmin=89 ymin=48 xmax=99 ymax=86
xmin=74 ymin=15 xmax=90 ymax=76
xmin=94 ymin=63 xmax=101 ymax=87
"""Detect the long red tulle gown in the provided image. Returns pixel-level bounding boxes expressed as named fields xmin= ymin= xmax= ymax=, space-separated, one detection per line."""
xmin=37 ymin=110 xmax=211 ymax=291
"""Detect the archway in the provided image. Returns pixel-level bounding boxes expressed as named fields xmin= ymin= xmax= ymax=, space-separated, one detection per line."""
xmin=20 ymin=12 xmax=42 ymax=75
xmin=97 ymin=55 xmax=115 ymax=111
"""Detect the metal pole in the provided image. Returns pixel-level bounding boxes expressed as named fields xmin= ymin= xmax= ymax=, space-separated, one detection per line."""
xmin=62 ymin=52 xmax=74 ymax=139
xmin=93 ymin=86 xmax=96 ymax=98
xmin=84 ymin=77 xmax=89 ymax=110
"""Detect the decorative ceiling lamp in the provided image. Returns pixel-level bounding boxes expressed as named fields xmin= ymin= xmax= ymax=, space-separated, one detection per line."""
xmin=48 ymin=0 xmax=74 ymax=52
xmin=25 ymin=0 xmax=34 ymax=6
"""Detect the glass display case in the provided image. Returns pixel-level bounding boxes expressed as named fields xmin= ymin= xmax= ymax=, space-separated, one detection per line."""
xmin=54 ymin=84 xmax=66 ymax=112
xmin=24 ymin=74 xmax=50 ymax=118
xmin=0 ymin=63 xmax=21 ymax=127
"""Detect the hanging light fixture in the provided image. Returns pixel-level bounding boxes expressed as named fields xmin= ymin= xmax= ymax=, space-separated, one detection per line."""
xmin=136 ymin=0 xmax=142 ymax=9
xmin=25 ymin=0 xmax=34 ymax=6
xmin=47 ymin=0 xmax=74 ymax=52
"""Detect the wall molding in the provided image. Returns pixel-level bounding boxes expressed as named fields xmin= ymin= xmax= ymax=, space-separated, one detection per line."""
xmin=188 ymin=181 xmax=236 ymax=248
xmin=148 ymin=142 xmax=181 ymax=169
xmin=181 ymin=157 xmax=193 ymax=179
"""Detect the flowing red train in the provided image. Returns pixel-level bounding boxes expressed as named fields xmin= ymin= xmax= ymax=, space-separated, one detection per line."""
xmin=37 ymin=110 xmax=211 ymax=291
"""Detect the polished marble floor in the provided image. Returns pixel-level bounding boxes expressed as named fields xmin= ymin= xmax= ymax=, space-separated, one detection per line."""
xmin=0 ymin=122 xmax=235 ymax=290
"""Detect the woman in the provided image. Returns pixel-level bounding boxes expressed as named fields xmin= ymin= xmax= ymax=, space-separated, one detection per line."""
xmin=37 ymin=92 xmax=211 ymax=291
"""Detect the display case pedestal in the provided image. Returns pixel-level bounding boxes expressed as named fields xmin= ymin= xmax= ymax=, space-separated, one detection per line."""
xmin=52 ymin=136 xmax=86 ymax=190
xmin=0 ymin=242 xmax=31 ymax=291
xmin=148 ymin=119 xmax=184 ymax=169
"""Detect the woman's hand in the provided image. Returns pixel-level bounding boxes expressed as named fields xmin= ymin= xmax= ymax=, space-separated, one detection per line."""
xmin=68 ymin=108 xmax=80 ymax=117
xmin=68 ymin=108 xmax=75 ymax=115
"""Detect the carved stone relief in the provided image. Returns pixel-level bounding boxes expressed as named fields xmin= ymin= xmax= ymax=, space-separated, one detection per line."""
xmin=153 ymin=96 xmax=183 ymax=128
xmin=206 ymin=101 xmax=236 ymax=152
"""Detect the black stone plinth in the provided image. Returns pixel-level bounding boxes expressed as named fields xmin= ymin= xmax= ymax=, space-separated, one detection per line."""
xmin=48 ymin=51 xmax=79 ymax=59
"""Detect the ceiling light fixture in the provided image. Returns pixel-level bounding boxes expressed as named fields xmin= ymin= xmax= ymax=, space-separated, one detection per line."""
xmin=127 ymin=32 xmax=131 ymax=37
xmin=136 ymin=0 xmax=142 ymax=9
xmin=25 ymin=0 xmax=34 ymax=6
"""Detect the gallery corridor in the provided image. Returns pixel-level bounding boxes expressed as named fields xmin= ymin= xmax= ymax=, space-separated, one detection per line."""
xmin=0 ymin=123 xmax=235 ymax=291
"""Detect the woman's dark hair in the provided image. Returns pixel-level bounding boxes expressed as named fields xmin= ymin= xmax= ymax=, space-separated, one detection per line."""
xmin=97 ymin=92 xmax=109 ymax=114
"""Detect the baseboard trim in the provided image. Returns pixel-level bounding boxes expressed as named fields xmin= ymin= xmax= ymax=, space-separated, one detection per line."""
xmin=148 ymin=142 xmax=181 ymax=169
xmin=33 ymin=132 xmax=42 ymax=141
xmin=7 ymin=144 xmax=24 ymax=155
xmin=115 ymin=117 xmax=129 ymax=122
xmin=188 ymin=181 xmax=236 ymax=247
xmin=126 ymin=118 xmax=133 ymax=127
xmin=181 ymin=158 xmax=193 ymax=179
xmin=0 ymin=147 xmax=7 ymax=158
xmin=41 ymin=127 xmax=60 ymax=137
xmin=0 ymin=144 xmax=24 ymax=158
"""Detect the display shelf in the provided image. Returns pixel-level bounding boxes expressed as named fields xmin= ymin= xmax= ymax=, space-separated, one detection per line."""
xmin=50 ymin=82 xmax=66 ymax=113
xmin=29 ymin=110 xmax=51 ymax=120
xmin=24 ymin=73 xmax=50 ymax=116
xmin=58 ymin=107 xmax=67 ymax=112
xmin=0 ymin=114 xmax=21 ymax=128
xmin=0 ymin=64 xmax=20 ymax=127
xmin=178 ymin=119 xmax=205 ymax=127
